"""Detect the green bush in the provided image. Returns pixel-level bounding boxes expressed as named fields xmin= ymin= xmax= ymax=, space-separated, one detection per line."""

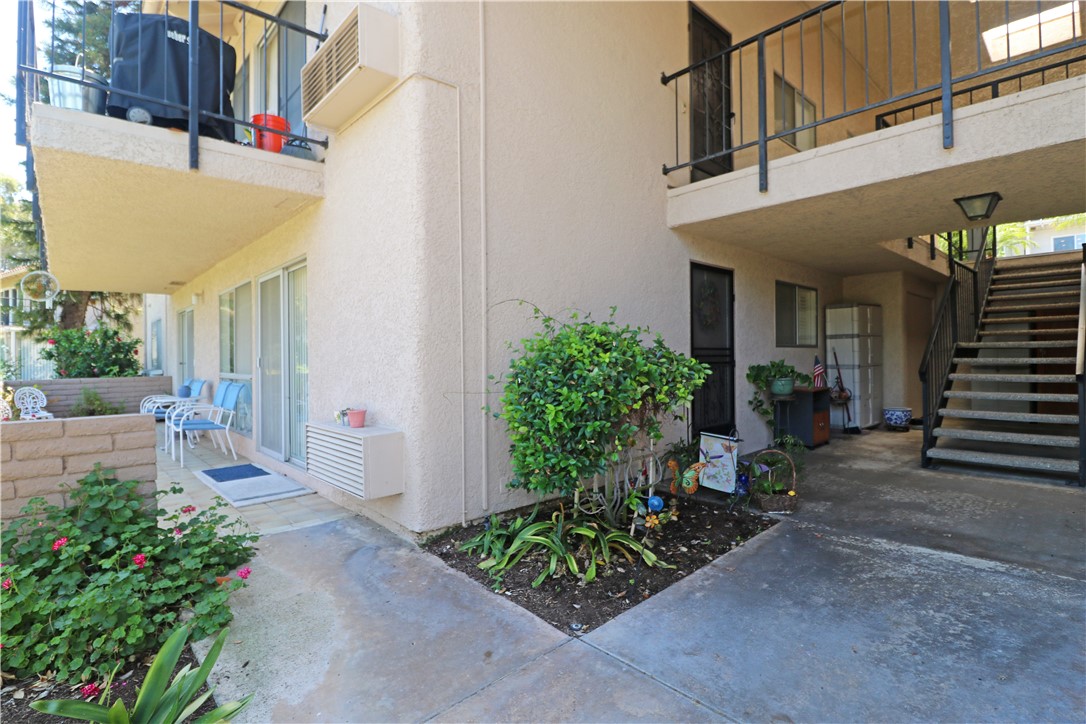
xmin=70 ymin=388 xmax=123 ymax=417
xmin=39 ymin=327 xmax=141 ymax=378
xmin=496 ymin=308 xmax=709 ymax=497
xmin=0 ymin=466 xmax=258 ymax=683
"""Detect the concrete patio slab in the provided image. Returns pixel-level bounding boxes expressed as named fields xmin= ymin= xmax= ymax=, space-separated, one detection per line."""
xmin=434 ymin=638 xmax=721 ymax=723
xmin=195 ymin=517 xmax=568 ymax=723
xmin=585 ymin=522 xmax=1086 ymax=723
xmin=799 ymin=430 xmax=1086 ymax=578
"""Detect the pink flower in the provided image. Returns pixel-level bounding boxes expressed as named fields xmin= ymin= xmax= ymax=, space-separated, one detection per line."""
xmin=237 ymin=566 xmax=252 ymax=580
xmin=80 ymin=683 xmax=101 ymax=699
xmin=132 ymin=553 xmax=147 ymax=569
xmin=59 ymin=369 xmax=67 ymax=376
xmin=52 ymin=537 xmax=68 ymax=551
xmin=173 ymin=528 xmax=182 ymax=537
xmin=47 ymin=339 xmax=56 ymax=346
xmin=181 ymin=505 xmax=197 ymax=514
xmin=2 ymin=578 xmax=11 ymax=590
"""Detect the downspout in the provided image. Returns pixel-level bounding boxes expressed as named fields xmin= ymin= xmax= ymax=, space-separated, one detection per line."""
xmin=478 ymin=0 xmax=490 ymax=514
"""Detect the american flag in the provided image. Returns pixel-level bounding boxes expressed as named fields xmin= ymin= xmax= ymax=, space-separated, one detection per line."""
xmin=813 ymin=356 xmax=827 ymax=388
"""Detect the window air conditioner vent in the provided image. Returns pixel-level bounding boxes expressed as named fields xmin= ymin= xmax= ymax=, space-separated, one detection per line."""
xmin=305 ymin=422 xmax=404 ymax=499
xmin=301 ymin=4 xmax=399 ymax=133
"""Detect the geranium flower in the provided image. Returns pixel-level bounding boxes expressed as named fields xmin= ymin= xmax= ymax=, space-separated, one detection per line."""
xmin=173 ymin=528 xmax=183 ymax=537
xmin=52 ymin=537 xmax=68 ymax=551
xmin=237 ymin=567 xmax=252 ymax=580
xmin=181 ymin=505 xmax=197 ymax=514
xmin=2 ymin=578 xmax=11 ymax=590
xmin=80 ymin=683 xmax=101 ymax=699
xmin=47 ymin=339 xmax=56 ymax=346
xmin=132 ymin=553 xmax=147 ymax=569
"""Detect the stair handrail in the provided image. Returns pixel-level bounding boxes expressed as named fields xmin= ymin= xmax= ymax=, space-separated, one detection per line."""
xmin=918 ymin=225 xmax=996 ymax=467
xmin=1076 ymin=258 xmax=1084 ymax=487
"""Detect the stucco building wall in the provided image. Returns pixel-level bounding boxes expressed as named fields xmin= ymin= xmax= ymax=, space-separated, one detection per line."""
xmin=158 ymin=1 xmax=935 ymax=534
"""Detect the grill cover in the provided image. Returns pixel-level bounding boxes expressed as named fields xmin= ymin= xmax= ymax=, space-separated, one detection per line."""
xmin=108 ymin=13 xmax=236 ymax=141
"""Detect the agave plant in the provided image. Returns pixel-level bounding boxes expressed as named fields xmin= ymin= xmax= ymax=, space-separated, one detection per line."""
xmin=31 ymin=626 xmax=252 ymax=724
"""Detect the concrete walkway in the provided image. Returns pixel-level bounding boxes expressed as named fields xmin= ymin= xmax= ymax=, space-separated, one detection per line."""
xmin=194 ymin=430 xmax=1086 ymax=722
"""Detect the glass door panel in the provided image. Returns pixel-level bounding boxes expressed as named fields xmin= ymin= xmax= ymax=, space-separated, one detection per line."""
xmin=258 ymin=274 xmax=284 ymax=457
xmin=178 ymin=309 xmax=194 ymax=384
xmin=287 ymin=265 xmax=308 ymax=462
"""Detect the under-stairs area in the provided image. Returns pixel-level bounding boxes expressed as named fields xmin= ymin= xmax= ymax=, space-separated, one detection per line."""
xmin=922 ymin=250 xmax=1085 ymax=486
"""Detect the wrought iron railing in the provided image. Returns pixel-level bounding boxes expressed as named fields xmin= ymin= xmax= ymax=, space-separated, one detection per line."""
xmin=1075 ymin=248 xmax=1085 ymax=486
xmin=918 ymin=226 xmax=995 ymax=464
xmin=875 ymin=54 xmax=1086 ymax=129
xmin=15 ymin=0 xmax=328 ymax=171
xmin=662 ymin=0 xmax=1086 ymax=191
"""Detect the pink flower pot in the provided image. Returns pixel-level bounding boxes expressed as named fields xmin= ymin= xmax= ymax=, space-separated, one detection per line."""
xmin=347 ymin=409 xmax=366 ymax=428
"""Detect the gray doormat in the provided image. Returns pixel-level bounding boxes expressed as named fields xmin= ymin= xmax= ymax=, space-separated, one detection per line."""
xmin=195 ymin=469 xmax=314 ymax=508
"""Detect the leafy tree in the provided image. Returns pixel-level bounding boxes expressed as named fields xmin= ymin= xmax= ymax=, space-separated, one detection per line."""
xmin=41 ymin=0 xmax=113 ymax=76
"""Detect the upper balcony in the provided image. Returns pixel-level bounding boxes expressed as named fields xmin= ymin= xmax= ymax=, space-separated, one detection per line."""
xmin=663 ymin=0 xmax=1086 ymax=273
xmin=15 ymin=0 xmax=331 ymax=294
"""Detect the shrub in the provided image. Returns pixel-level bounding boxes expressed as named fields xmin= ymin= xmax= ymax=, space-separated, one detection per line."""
xmin=0 ymin=466 xmax=258 ymax=683
xmin=39 ymin=327 xmax=141 ymax=378
xmin=70 ymin=388 xmax=123 ymax=417
xmin=496 ymin=308 xmax=709 ymax=498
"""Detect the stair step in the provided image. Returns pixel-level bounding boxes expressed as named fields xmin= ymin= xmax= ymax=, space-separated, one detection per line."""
xmin=994 ymin=262 xmax=1080 ymax=276
xmin=959 ymin=340 xmax=1075 ymax=349
xmin=932 ymin=427 xmax=1080 ymax=448
xmin=938 ymin=408 xmax=1080 ymax=424
xmin=949 ymin=373 xmax=1076 ymax=383
xmin=925 ymin=447 xmax=1080 ymax=473
xmin=981 ymin=315 xmax=1079 ymax=324
xmin=952 ymin=357 xmax=1077 ymax=366
xmin=944 ymin=389 xmax=1079 ymax=402
xmin=978 ymin=328 xmax=1076 ymax=337
xmin=989 ymin=279 xmax=1081 ymax=291
xmin=984 ymin=290 xmax=1080 ymax=301
xmin=984 ymin=302 xmax=1080 ymax=312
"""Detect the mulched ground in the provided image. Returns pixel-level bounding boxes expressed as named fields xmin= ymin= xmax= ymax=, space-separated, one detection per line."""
xmin=1 ymin=645 xmax=216 ymax=724
xmin=426 ymin=491 xmax=777 ymax=635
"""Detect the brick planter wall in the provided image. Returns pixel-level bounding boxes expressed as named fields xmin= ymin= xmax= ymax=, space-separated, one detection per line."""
xmin=1 ymin=414 xmax=157 ymax=521
xmin=10 ymin=377 xmax=173 ymax=417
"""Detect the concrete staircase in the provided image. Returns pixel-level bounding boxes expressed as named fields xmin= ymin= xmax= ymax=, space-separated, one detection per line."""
xmin=926 ymin=255 xmax=1083 ymax=482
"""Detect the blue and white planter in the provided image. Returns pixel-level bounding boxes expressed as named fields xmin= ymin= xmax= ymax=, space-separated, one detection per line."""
xmin=883 ymin=407 xmax=912 ymax=429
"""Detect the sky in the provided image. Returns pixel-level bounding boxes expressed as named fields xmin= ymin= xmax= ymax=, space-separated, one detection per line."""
xmin=1 ymin=3 xmax=28 ymax=184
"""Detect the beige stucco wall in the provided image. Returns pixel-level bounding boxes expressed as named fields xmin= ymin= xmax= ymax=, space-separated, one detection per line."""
xmin=156 ymin=2 xmax=949 ymax=534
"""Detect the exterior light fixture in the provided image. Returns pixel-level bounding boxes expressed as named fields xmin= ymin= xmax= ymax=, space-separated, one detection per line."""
xmin=954 ymin=192 xmax=1002 ymax=222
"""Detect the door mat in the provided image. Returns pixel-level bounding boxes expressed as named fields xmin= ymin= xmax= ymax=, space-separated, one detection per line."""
xmin=200 ymin=464 xmax=268 ymax=483
xmin=195 ymin=470 xmax=313 ymax=508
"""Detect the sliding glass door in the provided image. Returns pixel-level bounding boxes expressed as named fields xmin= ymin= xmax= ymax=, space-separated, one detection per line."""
xmin=257 ymin=262 xmax=308 ymax=464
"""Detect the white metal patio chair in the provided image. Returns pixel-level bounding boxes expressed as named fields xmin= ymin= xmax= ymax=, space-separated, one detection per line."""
xmin=13 ymin=387 xmax=54 ymax=420
xmin=1 ymin=398 xmax=12 ymax=421
xmin=167 ymin=382 xmax=242 ymax=466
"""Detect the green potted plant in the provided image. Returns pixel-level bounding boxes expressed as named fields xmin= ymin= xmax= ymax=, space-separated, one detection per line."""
xmin=746 ymin=360 xmax=813 ymax=427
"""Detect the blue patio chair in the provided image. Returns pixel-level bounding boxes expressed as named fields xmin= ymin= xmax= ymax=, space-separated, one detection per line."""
xmin=169 ymin=382 xmax=242 ymax=466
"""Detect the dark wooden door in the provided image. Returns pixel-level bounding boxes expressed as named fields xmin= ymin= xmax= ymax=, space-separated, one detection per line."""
xmin=690 ymin=263 xmax=735 ymax=435
xmin=689 ymin=6 xmax=732 ymax=182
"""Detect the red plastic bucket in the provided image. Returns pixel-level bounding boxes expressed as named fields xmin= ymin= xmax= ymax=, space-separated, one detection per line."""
xmin=251 ymin=113 xmax=290 ymax=152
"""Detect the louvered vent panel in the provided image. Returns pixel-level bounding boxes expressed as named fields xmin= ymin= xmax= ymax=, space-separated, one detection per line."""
xmin=305 ymin=422 xmax=404 ymax=499
xmin=300 ymin=5 xmax=399 ymax=132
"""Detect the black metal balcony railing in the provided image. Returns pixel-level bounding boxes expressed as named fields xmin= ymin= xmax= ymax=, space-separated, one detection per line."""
xmin=15 ymin=0 xmax=328 ymax=172
xmin=662 ymin=0 xmax=1086 ymax=192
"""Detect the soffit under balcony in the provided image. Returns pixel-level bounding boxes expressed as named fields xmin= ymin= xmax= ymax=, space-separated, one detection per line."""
xmin=668 ymin=75 xmax=1085 ymax=277
xmin=30 ymin=104 xmax=323 ymax=294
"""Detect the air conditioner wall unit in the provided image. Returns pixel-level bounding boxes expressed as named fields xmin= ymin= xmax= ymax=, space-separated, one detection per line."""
xmin=301 ymin=4 xmax=399 ymax=133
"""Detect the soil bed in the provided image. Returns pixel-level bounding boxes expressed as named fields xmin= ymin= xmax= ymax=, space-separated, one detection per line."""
xmin=426 ymin=492 xmax=777 ymax=635
xmin=1 ymin=645 xmax=216 ymax=724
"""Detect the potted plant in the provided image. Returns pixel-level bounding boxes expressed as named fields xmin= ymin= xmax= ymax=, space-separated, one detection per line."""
xmin=746 ymin=360 xmax=813 ymax=427
xmin=743 ymin=449 xmax=798 ymax=514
